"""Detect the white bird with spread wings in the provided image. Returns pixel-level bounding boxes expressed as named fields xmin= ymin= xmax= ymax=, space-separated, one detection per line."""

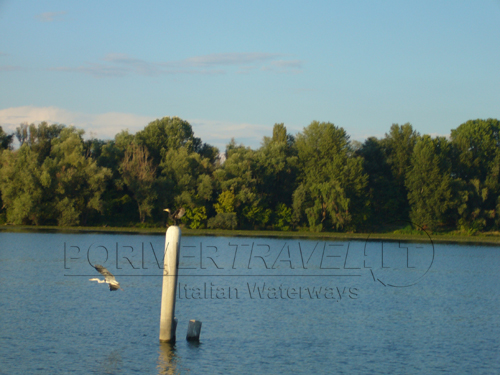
xmin=89 ymin=264 xmax=123 ymax=291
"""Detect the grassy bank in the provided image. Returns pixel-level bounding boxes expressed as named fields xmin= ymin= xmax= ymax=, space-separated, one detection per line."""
xmin=1 ymin=224 xmax=500 ymax=245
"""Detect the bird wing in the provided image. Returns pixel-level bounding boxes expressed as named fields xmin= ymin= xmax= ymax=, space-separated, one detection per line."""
xmin=109 ymin=282 xmax=121 ymax=291
xmin=94 ymin=264 xmax=117 ymax=283
xmin=176 ymin=207 xmax=186 ymax=219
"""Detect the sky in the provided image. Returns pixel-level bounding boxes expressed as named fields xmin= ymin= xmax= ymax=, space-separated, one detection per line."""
xmin=1 ymin=1 xmax=499 ymax=150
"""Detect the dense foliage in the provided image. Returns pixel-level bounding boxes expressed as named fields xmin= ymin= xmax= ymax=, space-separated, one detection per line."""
xmin=1 ymin=117 xmax=499 ymax=233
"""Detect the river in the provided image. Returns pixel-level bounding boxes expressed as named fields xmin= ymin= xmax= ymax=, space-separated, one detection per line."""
xmin=0 ymin=231 xmax=499 ymax=374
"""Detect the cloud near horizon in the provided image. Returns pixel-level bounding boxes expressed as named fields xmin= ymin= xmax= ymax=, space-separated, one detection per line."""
xmin=0 ymin=65 xmax=22 ymax=72
xmin=0 ymin=106 xmax=154 ymax=140
xmin=35 ymin=11 xmax=67 ymax=22
xmin=0 ymin=106 xmax=411 ymax=150
xmin=0 ymin=106 xmax=275 ymax=150
xmin=50 ymin=52 xmax=304 ymax=78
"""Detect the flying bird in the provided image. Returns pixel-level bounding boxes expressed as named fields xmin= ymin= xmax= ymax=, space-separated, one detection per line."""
xmin=164 ymin=207 xmax=185 ymax=226
xmin=89 ymin=264 xmax=123 ymax=291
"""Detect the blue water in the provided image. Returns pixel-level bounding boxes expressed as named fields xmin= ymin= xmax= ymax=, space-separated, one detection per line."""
xmin=0 ymin=231 xmax=499 ymax=374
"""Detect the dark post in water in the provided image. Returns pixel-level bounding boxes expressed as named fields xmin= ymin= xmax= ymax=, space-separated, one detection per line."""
xmin=186 ymin=320 xmax=202 ymax=341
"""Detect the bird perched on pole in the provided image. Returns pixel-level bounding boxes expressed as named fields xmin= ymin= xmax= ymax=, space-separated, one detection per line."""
xmin=164 ymin=207 xmax=186 ymax=226
xmin=89 ymin=264 xmax=123 ymax=291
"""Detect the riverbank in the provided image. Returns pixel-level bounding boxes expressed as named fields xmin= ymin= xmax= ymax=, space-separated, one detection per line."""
xmin=1 ymin=224 xmax=500 ymax=245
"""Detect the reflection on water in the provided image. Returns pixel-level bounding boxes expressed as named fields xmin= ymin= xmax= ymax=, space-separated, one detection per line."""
xmin=157 ymin=343 xmax=178 ymax=375
xmin=186 ymin=340 xmax=202 ymax=349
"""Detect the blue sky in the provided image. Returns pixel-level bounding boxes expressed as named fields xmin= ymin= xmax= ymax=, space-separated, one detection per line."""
xmin=1 ymin=1 xmax=499 ymax=150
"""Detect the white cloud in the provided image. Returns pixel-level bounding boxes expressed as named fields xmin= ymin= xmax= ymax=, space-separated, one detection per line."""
xmin=0 ymin=65 xmax=22 ymax=72
xmin=0 ymin=106 xmax=274 ymax=150
xmin=181 ymin=52 xmax=282 ymax=67
xmin=189 ymin=118 xmax=274 ymax=150
xmin=35 ymin=11 xmax=67 ymax=22
xmin=0 ymin=106 xmax=154 ymax=140
xmin=428 ymin=132 xmax=451 ymax=140
xmin=50 ymin=52 xmax=303 ymax=78
xmin=264 ymin=59 xmax=304 ymax=73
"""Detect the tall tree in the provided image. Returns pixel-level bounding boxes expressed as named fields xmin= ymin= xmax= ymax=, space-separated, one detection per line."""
xmin=0 ymin=126 xmax=14 ymax=150
xmin=15 ymin=122 xmax=65 ymax=162
xmin=293 ymin=121 xmax=368 ymax=231
xmin=0 ymin=145 xmax=50 ymax=225
xmin=160 ymin=146 xmax=214 ymax=227
xmin=256 ymin=123 xmax=298 ymax=209
xmin=95 ymin=132 xmax=139 ymax=225
xmin=43 ymin=127 xmax=111 ymax=226
xmin=451 ymin=119 xmax=500 ymax=231
xmin=382 ymin=123 xmax=420 ymax=220
xmin=213 ymin=140 xmax=271 ymax=228
xmin=0 ymin=126 xmax=14 ymax=220
xmin=451 ymin=118 xmax=500 ymax=181
xmin=135 ymin=117 xmax=202 ymax=168
xmin=120 ymin=144 xmax=157 ymax=223
xmin=405 ymin=136 xmax=455 ymax=230
xmin=357 ymin=137 xmax=398 ymax=225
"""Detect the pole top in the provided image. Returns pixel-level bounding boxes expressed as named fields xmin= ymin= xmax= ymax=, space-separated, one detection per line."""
xmin=166 ymin=225 xmax=181 ymax=237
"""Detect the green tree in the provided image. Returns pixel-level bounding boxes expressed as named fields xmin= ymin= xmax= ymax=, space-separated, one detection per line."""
xmin=382 ymin=123 xmax=420 ymax=220
xmin=0 ymin=145 xmax=50 ymax=225
xmin=256 ymin=123 xmax=298 ymax=224
xmin=44 ymin=127 xmax=111 ymax=226
xmin=207 ymin=212 xmax=237 ymax=229
xmin=0 ymin=126 xmax=110 ymax=226
xmin=214 ymin=190 xmax=236 ymax=213
xmin=455 ymin=179 xmax=495 ymax=234
xmin=356 ymin=137 xmax=398 ymax=225
xmin=453 ymin=150 xmax=500 ymax=233
xmin=488 ymin=151 xmax=500 ymax=229
xmin=14 ymin=123 xmax=29 ymax=145
xmin=274 ymin=203 xmax=292 ymax=231
xmin=0 ymin=126 xmax=14 ymax=222
xmin=94 ymin=135 xmax=138 ymax=225
xmin=451 ymin=119 xmax=500 ymax=181
xmin=405 ymin=136 xmax=455 ymax=230
xmin=0 ymin=126 xmax=14 ymax=150
xmin=120 ymin=144 xmax=157 ymax=223
xmin=213 ymin=140 xmax=269 ymax=228
xmin=15 ymin=122 xmax=65 ymax=162
xmin=183 ymin=206 xmax=208 ymax=229
xmin=450 ymin=119 xmax=500 ymax=231
xmin=293 ymin=121 xmax=368 ymax=232
xmin=160 ymin=146 xmax=214 ymax=227
xmin=135 ymin=117 xmax=202 ymax=168
xmin=208 ymin=189 xmax=238 ymax=229
xmin=2 ymin=124 xmax=67 ymax=225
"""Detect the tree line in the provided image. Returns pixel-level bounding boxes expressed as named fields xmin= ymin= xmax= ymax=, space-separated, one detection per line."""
xmin=0 ymin=117 xmax=499 ymax=233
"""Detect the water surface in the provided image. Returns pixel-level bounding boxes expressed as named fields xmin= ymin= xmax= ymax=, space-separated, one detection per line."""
xmin=0 ymin=232 xmax=499 ymax=374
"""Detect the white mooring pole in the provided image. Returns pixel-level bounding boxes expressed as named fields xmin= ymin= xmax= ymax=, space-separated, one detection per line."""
xmin=159 ymin=226 xmax=181 ymax=343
